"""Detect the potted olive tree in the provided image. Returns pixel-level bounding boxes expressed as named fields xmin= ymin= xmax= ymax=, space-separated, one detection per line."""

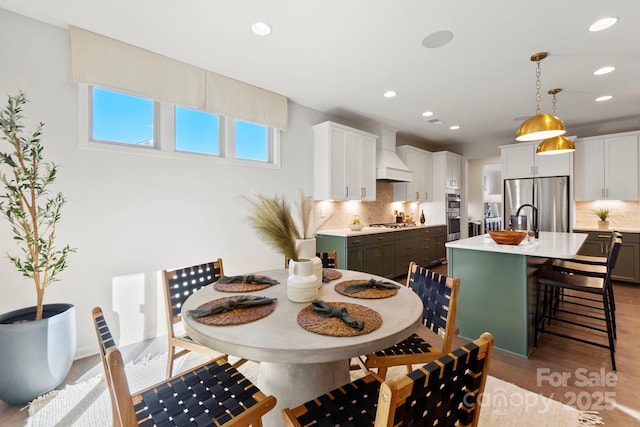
xmin=0 ymin=92 xmax=76 ymax=405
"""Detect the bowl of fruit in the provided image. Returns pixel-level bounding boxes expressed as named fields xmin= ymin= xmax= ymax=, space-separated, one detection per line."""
xmin=349 ymin=218 xmax=364 ymax=231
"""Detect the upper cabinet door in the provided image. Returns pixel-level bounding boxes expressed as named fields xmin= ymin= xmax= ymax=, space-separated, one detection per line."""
xmin=501 ymin=142 xmax=572 ymax=179
xmin=574 ymin=131 xmax=639 ymax=201
xmin=313 ymin=121 xmax=377 ymax=201
xmin=446 ymin=152 xmax=461 ymax=189
xmin=393 ymin=145 xmax=432 ymax=202
xmin=605 ymin=134 xmax=639 ymax=200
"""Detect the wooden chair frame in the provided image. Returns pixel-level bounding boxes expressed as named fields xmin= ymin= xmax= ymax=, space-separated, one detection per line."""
xmin=358 ymin=261 xmax=460 ymax=379
xmin=92 ymin=307 xmax=276 ymax=427
xmin=161 ymin=258 xmax=245 ymax=378
xmin=283 ymin=332 xmax=494 ymax=427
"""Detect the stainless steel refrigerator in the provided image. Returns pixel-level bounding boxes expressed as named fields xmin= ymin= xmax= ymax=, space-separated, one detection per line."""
xmin=503 ymin=176 xmax=570 ymax=232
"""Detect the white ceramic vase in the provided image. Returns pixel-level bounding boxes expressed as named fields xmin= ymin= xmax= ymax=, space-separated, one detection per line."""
xmin=287 ymin=259 xmax=318 ymax=303
xmin=598 ymin=220 xmax=610 ymax=229
xmin=295 ymin=238 xmax=323 ymax=289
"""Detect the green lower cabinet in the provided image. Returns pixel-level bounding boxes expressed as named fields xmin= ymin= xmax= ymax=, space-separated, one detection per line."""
xmin=317 ymin=225 xmax=447 ymax=279
xmin=448 ymin=247 xmax=533 ymax=358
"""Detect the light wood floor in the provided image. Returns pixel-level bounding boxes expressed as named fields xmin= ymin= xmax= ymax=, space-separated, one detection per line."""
xmin=1 ymin=264 xmax=638 ymax=426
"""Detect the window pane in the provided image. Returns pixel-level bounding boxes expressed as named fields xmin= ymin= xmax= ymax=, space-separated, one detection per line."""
xmin=92 ymin=87 xmax=153 ymax=145
xmin=236 ymin=120 xmax=268 ymax=161
xmin=175 ymin=107 xmax=219 ymax=155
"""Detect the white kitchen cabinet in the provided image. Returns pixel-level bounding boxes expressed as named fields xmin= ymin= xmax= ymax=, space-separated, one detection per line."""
xmin=574 ymin=131 xmax=639 ymax=201
xmin=433 ymin=151 xmax=462 ymax=193
xmin=500 ymin=141 xmax=572 ymax=179
xmin=313 ymin=121 xmax=377 ymax=201
xmin=393 ymin=145 xmax=433 ymax=202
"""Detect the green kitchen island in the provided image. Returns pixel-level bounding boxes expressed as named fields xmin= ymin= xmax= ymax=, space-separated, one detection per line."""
xmin=446 ymin=231 xmax=587 ymax=357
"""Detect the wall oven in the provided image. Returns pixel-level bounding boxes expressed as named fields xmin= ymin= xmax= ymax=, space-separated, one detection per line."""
xmin=446 ymin=193 xmax=461 ymax=241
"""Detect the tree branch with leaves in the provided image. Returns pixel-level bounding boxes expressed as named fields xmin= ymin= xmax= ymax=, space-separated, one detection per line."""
xmin=0 ymin=92 xmax=75 ymax=321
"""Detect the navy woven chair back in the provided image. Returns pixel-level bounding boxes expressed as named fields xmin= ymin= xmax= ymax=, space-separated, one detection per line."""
xmin=408 ymin=264 xmax=452 ymax=335
xmin=164 ymin=259 xmax=223 ymax=321
xmin=381 ymin=333 xmax=493 ymax=427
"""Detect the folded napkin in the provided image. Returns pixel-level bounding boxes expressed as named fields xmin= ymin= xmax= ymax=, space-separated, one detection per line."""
xmin=310 ymin=300 xmax=364 ymax=330
xmin=216 ymin=274 xmax=279 ymax=285
xmin=342 ymin=278 xmax=401 ymax=294
xmin=187 ymin=297 xmax=277 ymax=318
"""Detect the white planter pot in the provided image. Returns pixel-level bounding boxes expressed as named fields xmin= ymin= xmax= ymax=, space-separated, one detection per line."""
xmin=0 ymin=303 xmax=76 ymax=405
xmin=287 ymin=259 xmax=318 ymax=303
xmin=295 ymin=238 xmax=322 ymax=289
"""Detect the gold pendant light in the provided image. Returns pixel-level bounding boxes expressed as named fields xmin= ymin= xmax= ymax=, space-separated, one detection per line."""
xmin=516 ymin=52 xmax=566 ymax=142
xmin=536 ymin=88 xmax=576 ymax=155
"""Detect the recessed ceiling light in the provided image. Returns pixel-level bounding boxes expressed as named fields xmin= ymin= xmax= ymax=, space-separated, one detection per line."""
xmin=595 ymin=95 xmax=613 ymax=102
xmin=251 ymin=22 xmax=272 ymax=36
xmin=449 ymin=125 xmax=460 ymax=130
xmin=594 ymin=66 xmax=616 ymax=75
xmin=383 ymin=90 xmax=397 ymax=98
xmin=422 ymin=30 xmax=454 ymax=48
xmin=589 ymin=17 xmax=618 ymax=32
xmin=422 ymin=111 xmax=434 ymax=117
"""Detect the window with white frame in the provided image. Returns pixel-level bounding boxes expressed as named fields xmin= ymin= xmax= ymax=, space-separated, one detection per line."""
xmin=91 ymin=87 xmax=154 ymax=146
xmin=87 ymin=86 xmax=277 ymax=165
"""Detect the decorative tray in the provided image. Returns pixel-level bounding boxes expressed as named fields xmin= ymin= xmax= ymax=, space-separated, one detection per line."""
xmin=297 ymin=302 xmax=382 ymax=336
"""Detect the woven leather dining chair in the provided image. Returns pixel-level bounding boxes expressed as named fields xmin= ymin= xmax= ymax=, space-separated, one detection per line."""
xmin=534 ymin=236 xmax=622 ymax=371
xmin=162 ymin=259 xmax=246 ymax=378
xmin=355 ymin=261 xmax=460 ymax=379
xmin=282 ymin=332 xmax=494 ymax=427
xmin=92 ymin=307 xmax=276 ymax=427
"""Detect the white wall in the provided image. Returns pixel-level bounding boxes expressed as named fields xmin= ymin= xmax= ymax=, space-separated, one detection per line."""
xmin=0 ymin=9 xmax=328 ymax=357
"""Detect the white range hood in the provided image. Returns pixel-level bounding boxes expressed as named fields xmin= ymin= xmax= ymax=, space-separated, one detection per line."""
xmin=373 ymin=124 xmax=413 ymax=182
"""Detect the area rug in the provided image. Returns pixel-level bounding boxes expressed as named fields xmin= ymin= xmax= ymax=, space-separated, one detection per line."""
xmin=26 ymin=353 xmax=603 ymax=427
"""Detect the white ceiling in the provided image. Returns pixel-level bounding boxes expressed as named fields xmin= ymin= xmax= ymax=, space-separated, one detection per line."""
xmin=2 ymin=0 xmax=639 ymax=150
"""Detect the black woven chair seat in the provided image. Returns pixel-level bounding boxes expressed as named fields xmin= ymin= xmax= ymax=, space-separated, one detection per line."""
xmin=135 ymin=361 xmax=260 ymax=426
xmin=373 ymin=333 xmax=434 ymax=357
xmin=292 ymin=374 xmax=381 ymax=427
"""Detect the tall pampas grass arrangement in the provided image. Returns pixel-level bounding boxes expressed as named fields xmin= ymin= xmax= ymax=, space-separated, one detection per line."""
xmin=246 ymin=191 xmax=328 ymax=261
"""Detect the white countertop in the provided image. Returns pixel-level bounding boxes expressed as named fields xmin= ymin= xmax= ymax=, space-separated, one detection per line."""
xmin=445 ymin=231 xmax=588 ymax=259
xmin=317 ymin=223 xmax=446 ymax=237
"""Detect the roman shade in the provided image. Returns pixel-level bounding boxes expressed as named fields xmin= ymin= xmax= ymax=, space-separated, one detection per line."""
xmin=69 ymin=26 xmax=288 ymax=130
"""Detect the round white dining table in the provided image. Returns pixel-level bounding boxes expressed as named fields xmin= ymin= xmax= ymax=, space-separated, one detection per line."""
xmin=181 ymin=268 xmax=423 ymax=427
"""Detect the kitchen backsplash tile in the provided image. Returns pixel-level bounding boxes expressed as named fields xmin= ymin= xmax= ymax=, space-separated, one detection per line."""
xmin=575 ymin=200 xmax=640 ymax=229
xmin=314 ymin=181 xmax=422 ymax=230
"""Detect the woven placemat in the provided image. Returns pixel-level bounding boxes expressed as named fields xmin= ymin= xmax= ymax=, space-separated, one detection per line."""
xmin=214 ymin=281 xmax=272 ymax=292
xmin=297 ymin=302 xmax=382 ymax=336
xmin=193 ymin=296 xmax=276 ymax=326
xmin=322 ymin=269 xmax=342 ymax=281
xmin=334 ymin=279 xmax=399 ymax=299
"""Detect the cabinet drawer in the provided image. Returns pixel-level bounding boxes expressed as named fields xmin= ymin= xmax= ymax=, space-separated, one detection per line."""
xmin=363 ymin=233 xmax=393 ymax=245
xmin=395 ymin=236 xmax=420 ymax=257
xmin=347 ymin=235 xmax=365 ymax=248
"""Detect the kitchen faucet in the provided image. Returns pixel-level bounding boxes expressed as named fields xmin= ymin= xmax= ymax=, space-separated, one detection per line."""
xmin=516 ymin=203 xmax=538 ymax=238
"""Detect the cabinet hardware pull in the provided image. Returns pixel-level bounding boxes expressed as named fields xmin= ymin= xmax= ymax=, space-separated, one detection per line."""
xmin=416 ymin=191 xmax=419 ymax=200
xmin=361 ymin=187 xmax=366 ymax=197
xmin=345 ymin=186 xmax=349 ymax=197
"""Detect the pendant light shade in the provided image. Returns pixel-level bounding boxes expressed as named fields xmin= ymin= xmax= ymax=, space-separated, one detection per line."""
xmin=536 ymin=88 xmax=575 ymax=155
xmin=516 ymin=52 xmax=566 ymax=142
xmin=516 ymin=113 xmax=566 ymax=141
xmin=536 ymin=135 xmax=575 ymax=155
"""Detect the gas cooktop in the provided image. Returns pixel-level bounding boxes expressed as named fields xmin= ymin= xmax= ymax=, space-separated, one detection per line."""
xmin=369 ymin=223 xmax=417 ymax=229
